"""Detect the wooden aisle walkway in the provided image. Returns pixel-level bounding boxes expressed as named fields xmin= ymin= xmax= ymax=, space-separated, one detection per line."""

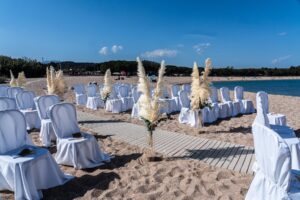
xmin=77 ymin=111 xmax=255 ymax=175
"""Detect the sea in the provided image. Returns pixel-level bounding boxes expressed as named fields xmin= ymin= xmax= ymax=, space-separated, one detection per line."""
xmin=211 ymin=79 xmax=300 ymax=97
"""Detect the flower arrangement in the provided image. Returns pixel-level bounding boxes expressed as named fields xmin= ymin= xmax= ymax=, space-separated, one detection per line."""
xmin=46 ymin=66 xmax=67 ymax=99
xmin=9 ymin=70 xmax=27 ymax=87
xmin=137 ymin=57 xmax=167 ymax=148
xmin=101 ymin=69 xmax=112 ymax=105
xmin=9 ymin=70 xmax=17 ymax=87
xmin=190 ymin=58 xmax=212 ymax=128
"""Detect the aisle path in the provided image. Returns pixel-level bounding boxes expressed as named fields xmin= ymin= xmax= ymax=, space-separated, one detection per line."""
xmin=77 ymin=110 xmax=255 ymax=175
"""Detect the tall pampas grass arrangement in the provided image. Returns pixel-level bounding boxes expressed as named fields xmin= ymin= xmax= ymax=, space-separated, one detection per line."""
xmin=17 ymin=71 xmax=27 ymax=87
xmin=137 ymin=57 xmax=166 ymax=149
xmin=46 ymin=66 xmax=67 ymax=99
xmin=9 ymin=70 xmax=17 ymax=87
xmin=101 ymin=69 xmax=112 ymax=104
xmin=190 ymin=58 xmax=212 ymax=128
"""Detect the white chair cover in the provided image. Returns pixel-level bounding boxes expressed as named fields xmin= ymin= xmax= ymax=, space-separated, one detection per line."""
xmin=35 ymin=95 xmax=59 ymax=147
xmin=7 ymin=87 xmax=24 ymax=99
xmin=182 ymin=84 xmax=191 ymax=93
xmin=49 ymin=103 xmax=111 ymax=169
xmin=220 ymin=87 xmax=240 ymax=116
xmin=0 ymin=97 xmax=17 ymax=111
xmin=73 ymin=84 xmax=87 ymax=105
xmin=0 ymin=85 xmax=9 ymax=97
xmin=16 ymin=91 xmax=41 ymax=130
xmin=210 ymin=86 xmax=228 ymax=119
xmin=86 ymin=84 xmax=102 ymax=110
xmin=118 ymin=86 xmax=133 ymax=111
xmin=171 ymin=85 xmax=180 ymax=97
xmin=106 ymin=99 xmax=122 ymax=113
xmin=0 ymin=110 xmax=72 ymax=200
xmin=234 ymin=86 xmax=255 ymax=114
xmin=178 ymin=91 xmax=191 ymax=124
xmin=131 ymin=87 xmax=141 ymax=118
xmin=246 ymin=122 xmax=300 ymax=199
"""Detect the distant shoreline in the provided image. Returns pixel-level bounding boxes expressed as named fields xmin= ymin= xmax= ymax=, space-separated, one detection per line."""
xmin=210 ymin=76 xmax=300 ymax=82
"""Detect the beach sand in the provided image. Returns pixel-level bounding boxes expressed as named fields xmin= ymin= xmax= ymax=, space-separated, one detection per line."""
xmin=2 ymin=76 xmax=300 ymax=200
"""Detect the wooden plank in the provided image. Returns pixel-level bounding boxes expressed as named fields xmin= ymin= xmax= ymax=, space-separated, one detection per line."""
xmin=247 ymin=149 xmax=256 ymax=174
xmin=202 ymin=141 xmax=223 ymax=162
xmin=167 ymin=134 xmax=200 ymax=156
xmin=209 ymin=142 xmax=231 ymax=166
xmin=215 ymin=143 xmax=236 ymax=168
xmin=241 ymin=147 xmax=254 ymax=174
xmin=188 ymin=139 xmax=211 ymax=158
xmin=227 ymin=146 xmax=245 ymax=171
xmin=171 ymin=137 xmax=205 ymax=157
xmin=193 ymin=140 xmax=220 ymax=161
xmin=155 ymin=133 xmax=190 ymax=154
xmin=162 ymin=135 xmax=197 ymax=156
xmin=234 ymin=146 xmax=250 ymax=173
xmin=221 ymin=145 xmax=242 ymax=169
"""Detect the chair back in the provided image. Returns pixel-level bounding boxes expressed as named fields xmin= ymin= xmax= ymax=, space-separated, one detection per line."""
xmin=252 ymin=123 xmax=291 ymax=192
xmin=73 ymin=84 xmax=85 ymax=95
xmin=35 ymin=95 xmax=60 ymax=120
xmin=86 ymin=84 xmax=98 ymax=97
xmin=16 ymin=91 xmax=36 ymax=110
xmin=220 ymin=87 xmax=231 ymax=102
xmin=0 ymin=85 xmax=9 ymax=97
xmin=171 ymin=85 xmax=180 ymax=97
xmin=132 ymin=87 xmax=141 ymax=103
xmin=0 ymin=97 xmax=17 ymax=111
xmin=234 ymin=86 xmax=244 ymax=101
xmin=0 ymin=110 xmax=27 ymax=154
xmin=179 ymin=90 xmax=190 ymax=108
xmin=7 ymin=87 xmax=24 ymax=99
xmin=182 ymin=84 xmax=191 ymax=93
xmin=49 ymin=103 xmax=80 ymax=139
xmin=254 ymin=91 xmax=270 ymax=127
xmin=119 ymin=85 xmax=129 ymax=97
xmin=210 ymin=86 xmax=219 ymax=103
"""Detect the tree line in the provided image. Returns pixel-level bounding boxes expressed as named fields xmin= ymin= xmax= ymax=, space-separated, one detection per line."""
xmin=1 ymin=55 xmax=300 ymax=81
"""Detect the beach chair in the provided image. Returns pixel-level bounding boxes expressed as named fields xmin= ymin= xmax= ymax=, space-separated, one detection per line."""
xmin=210 ymin=86 xmax=229 ymax=119
xmin=16 ymin=91 xmax=41 ymax=130
xmin=131 ymin=86 xmax=141 ymax=118
xmin=0 ymin=85 xmax=9 ymax=97
xmin=220 ymin=87 xmax=240 ymax=117
xmin=118 ymin=85 xmax=133 ymax=111
xmin=86 ymin=84 xmax=103 ymax=110
xmin=35 ymin=95 xmax=59 ymax=147
xmin=7 ymin=87 xmax=24 ymax=99
xmin=73 ymin=84 xmax=87 ymax=105
xmin=234 ymin=86 xmax=255 ymax=114
xmin=0 ymin=110 xmax=72 ymax=200
xmin=246 ymin=121 xmax=300 ymax=199
xmin=0 ymin=97 xmax=17 ymax=111
xmin=49 ymin=103 xmax=111 ymax=169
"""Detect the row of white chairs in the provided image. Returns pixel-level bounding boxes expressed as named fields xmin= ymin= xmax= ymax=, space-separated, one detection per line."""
xmin=0 ymin=96 xmax=112 ymax=199
xmin=178 ymin=85 xmax=255 ymax=127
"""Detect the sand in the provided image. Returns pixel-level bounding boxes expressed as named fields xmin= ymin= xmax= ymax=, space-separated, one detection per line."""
xmin=2 ymin=75 xmax=300 ymax=200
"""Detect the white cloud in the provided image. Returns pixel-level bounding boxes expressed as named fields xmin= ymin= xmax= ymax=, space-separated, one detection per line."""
xmin=277 ymin=32 xmax=287 ymax=36
xmin=111 ymin=45 xmax=123 ymax=53
xmin=272 ymin=55 xmax=292 ymax=64
xmin=99 ymin=46 xmax=108 ymax=55
xmin=193 ymin=43 xmax=211 ymax=54
xmin=142 ymin=49 xmax=178 ymax=58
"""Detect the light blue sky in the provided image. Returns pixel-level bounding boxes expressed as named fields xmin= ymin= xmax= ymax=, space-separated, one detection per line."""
xmin=0 ymin=0 xmax=300 ymax=68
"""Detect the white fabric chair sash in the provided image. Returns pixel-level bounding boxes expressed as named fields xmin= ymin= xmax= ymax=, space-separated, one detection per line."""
xmin=0 ymin=97 xmax=17 ymax=111
xmin=0 ymin=110 xmax=72 ymax=200
xmin=49 ymin=103 xmax=111 ymax=169
xmin=0 ymin=85 xmax=9 ymax=97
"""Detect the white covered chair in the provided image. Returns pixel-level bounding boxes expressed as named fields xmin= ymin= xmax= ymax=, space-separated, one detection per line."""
xmin=246 ymin=122 xmax=300 ymax=199
xmin=118 ymin=85 xmax=134 ymax=112
xmin=16 ymin=91 xmax=41 ymax=130
xmin=49 ymin=103 xmax=111 ymax=169
xmin=171 ymin=84 xmax=181 ymax=110
xmin=182 ymin=84 xmax=191 ymax=93
xmin=178 ymin=90 xmax=191 ymax=124
xmin=131 ymin=87 xmax=141 ymax=118
xmin=258 ymin=91 xmax=287 ymax=126
xmin=220 ymin=87 xmax=240 ymax=117
xmin=86 ymin=84 xmax=103 ymax=110
xmin=73 ymin=84 xmax=87 ymax=105
xmin=0 ymin=97 xmax=17 ymax=111
xmin=0 ymin=85 xmax=9 ymax=97
xmin=0 ymin=110 xmax=72 ymax=200
xmin=7 ymin=87 xmax=24 ymax=99
xmin=105 ymin=99 xmax=123 ymax=113
xmin=210 ymin=86 xmax=230 ymax=119
xmin=234 ymin=86 xmax=255 ymax=114
xmin=35 ymin=95 xmax=59 ymax=147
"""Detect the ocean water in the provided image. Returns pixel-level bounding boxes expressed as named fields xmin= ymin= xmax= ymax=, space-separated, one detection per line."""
xmin=212 ymin=79 xmax=300 ymax=97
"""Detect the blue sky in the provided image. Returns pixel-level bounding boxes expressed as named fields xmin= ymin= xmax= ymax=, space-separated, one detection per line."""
xmin=0 ymin=0 xmax=300 ymax=68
